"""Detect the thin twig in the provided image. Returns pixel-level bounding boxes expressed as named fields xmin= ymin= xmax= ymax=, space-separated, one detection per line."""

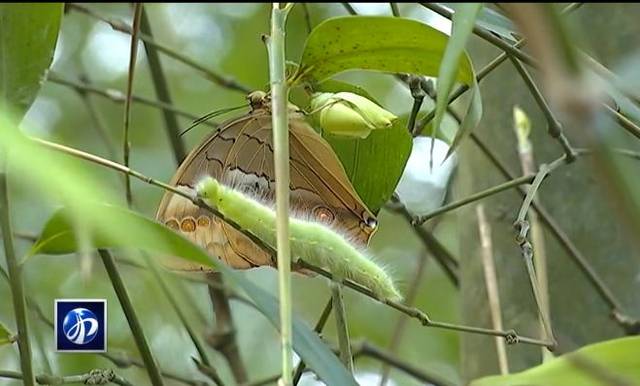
xmin=98 ymin=249 xmax=164 ymax=385
xmin=514 ymin=162 xmax=561 ymax=351
xmin=414 ymin=3 xmax=579 ymax=134
xmin=301 ymin=3 xmax=312 ymax=34
xmin=67 ymin=3 xmax=251 ymax=93
xmin=33 ymin=136 xmax=552 ymax=347
xmin=508 ymin=56 xmax=576 ymax=161
xmin=476 ymin=205 xmax=509 ymax=374
xmin=420 ymin=3 xmax=537 ymax=67
xmin=296 ymin=260 xmax=553 ymax=348
xmin=192 ymin=358 xmax=225 ymax=386
xmin=413 ymin=173 xmax=536 ymax=224
xmin=470 ymin=133 xmax=633 ymax=331
xmin=47 ymin=73 xmax=219 ymax=128
xmin=122 ymin=3 xmax=142 ymax=207
xmin=604 ymin=104 xmax=640 ymax=140
xmin=0 ymin=369 xmax=134 ymax=386
xmin=0 ymin=170 xmax=35 ymax=386
xmin=389 ymin=3 xmax=400 ymax=17
xmin=139 ymin=7 xmax=187 ymax=163
xmin=341 ymin=3 xmax=357 ymax=15
xmin=353 ymin=341 xmax=455 ymax=386
xmin=75 ymin=73 xmax=117 ymax=160
xmin=331 ymin=284 xmax=354 ymax=372
xmin=378 ymin=252 xmax=428 ymax=386
xmin=393 ymin=206 xmax=459 ymax=285
xmin=292 ymin=298 xmax=333 ymax=385
xmin=420 ymin=3 xmax=639 ymax=150
xmin=514 ymin=113 xmax=553 ymax=362
xmin=206 ymin=273 xmax=248 ymax=383
xmin=407 ymin=76 xmax=427 ymax=136
xmin=143 ymin=254 xmax=212 ymax=368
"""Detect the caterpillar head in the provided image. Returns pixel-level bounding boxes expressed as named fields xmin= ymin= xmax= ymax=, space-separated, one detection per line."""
xmin=196 ymin=177 xmax=222 ymax=206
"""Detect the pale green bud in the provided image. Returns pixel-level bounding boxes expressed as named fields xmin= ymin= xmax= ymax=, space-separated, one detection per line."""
xmin=513 ymin=106 xmax=532 ymax=153
xmin=310 ymin=92 xmax=397 ymax=138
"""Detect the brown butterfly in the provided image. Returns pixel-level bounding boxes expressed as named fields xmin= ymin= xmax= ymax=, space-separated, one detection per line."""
xmin=156 ymin=91 xmax=378 ymax=271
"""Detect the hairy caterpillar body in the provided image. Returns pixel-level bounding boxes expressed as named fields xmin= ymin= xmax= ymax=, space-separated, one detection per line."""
xmin=196 ymin=177 xmax=402 ymax=301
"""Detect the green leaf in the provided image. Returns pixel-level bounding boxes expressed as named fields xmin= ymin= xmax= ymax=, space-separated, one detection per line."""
xmin=0 ymin=3 xmax=63 ymax=118
xmin=298 ymin=16 xmax=482 ymax=204
xmin=312 ymin=79 xmax=411 ymax=213
xmin=470 ymin=336 xmax=640 ymax=386
xmin=433 ymin=3 xmax=483 ymax=159
xmin=32 ymin=204 xmax=358 ymax=386
xmin=0 ymin=321 xmax=13 ymax=346
xmin=324 ymin=120 xmax=411 ymax=214
xmin=0 ymin=109 xmax=358 ymax=386
xmin=298 ymin=16 xmax=473 ymax=84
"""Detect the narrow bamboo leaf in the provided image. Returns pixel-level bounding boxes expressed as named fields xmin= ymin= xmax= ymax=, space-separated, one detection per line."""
xmin=0 ymin=3 xmax=63 ymax=119
xmin=313 ymin=79 xmax=411 ymax=213
xmin=470 ymin=336 xmax=640 ymax=386
xmin=433 ymin=3 xmax=483 ymax=157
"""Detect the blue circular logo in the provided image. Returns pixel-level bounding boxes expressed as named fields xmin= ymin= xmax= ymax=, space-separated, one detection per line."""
xmin=62 ymin=308 xmax=99 ymax=345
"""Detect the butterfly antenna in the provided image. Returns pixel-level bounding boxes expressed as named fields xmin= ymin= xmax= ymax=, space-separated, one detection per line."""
xmin=179 ymin=104 xmax=247 ymax=137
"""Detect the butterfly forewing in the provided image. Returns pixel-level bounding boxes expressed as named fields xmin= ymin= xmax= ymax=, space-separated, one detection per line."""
xmin=156 ymin=100 xmax=376 ymax=271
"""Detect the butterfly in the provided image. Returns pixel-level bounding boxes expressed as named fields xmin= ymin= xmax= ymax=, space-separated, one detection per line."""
xmin=156 ymin=91 xmax=378 ymax=271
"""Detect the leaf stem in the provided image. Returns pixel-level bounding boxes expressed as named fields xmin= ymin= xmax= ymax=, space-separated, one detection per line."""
xmin=139 ymin=7 xmax=187 ymax=163
xmin=476 ymin=205 xmax=509 ymax=374
xmin=292 ymin=298 xmax=333 ymax=385
xmin=67 ymin=3 xmax=251 ymax=93
xmin=331 ymin=284 xmax=353 ymax=372
xmin=0 ymin=170 xmax=34 ymax=385
xmin=413 ymin=173 xmax=536 ymax=224
xmin=143 ymin=254 xmax=212 ymax=367
xmin=267 ymin=4 xmax=294 ymax=384
xmin=354 ymin=341 xmax=455 ymax=386
xmin=98 ymin=249 xmax=164 ymax=385
xmin=47 ymin=73 xmax=218 ymax=128
xmin=207 ymin=273 xmax=248 ymax=383
xmin=296 ymin=260 xmax=554 ymax=348
xmin=122 ymin=3 xmax=142 ymax=207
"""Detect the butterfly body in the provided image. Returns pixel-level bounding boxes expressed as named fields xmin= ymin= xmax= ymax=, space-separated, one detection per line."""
xmin=156 ymin=92 xmax=377 ymax=271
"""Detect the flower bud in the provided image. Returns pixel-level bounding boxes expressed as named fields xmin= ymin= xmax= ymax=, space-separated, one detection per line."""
xmin=310 ymin=92 xmax=397 ymax=138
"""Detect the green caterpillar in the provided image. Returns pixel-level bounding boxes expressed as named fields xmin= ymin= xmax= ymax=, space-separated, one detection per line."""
xmin=196 ymin=177 xmax=402 ymax=301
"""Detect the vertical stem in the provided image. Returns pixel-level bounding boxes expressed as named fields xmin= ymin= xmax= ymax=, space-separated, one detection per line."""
xmin=378 ymin=252 xmax=428 ymax=386
xmin=98 ymin=249 xmax=164 ymax=385
xmin=514 ymin=117 xmax=552 ymax=362
xmin=122 ymin=3 xmax=143 ymax=207
xmin=144 ymin=254 xmax=211 ymax=367
xmin=292 ymin=298 xmax=333 ymax=385
xmin=268 ymin=3 xmax=293 ymax=385
xmin=139 ymin=7 xmax=187 ymax=164
xmin=476 ymin=205 xmax=509 ymax=375
xmin=0 ymin=169 xmax=34 ymax=386
xmin=207 ymin=273 xmax=248 ymax=383
xmin=331 ymin=284 xmax=353 ymax=373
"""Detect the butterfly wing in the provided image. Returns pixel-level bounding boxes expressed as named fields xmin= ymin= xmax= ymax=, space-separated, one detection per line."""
xmin=157 ymin=110 xmax=274 ymax=270
xmin=156 ymin=106 xmax=376 ymax=271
